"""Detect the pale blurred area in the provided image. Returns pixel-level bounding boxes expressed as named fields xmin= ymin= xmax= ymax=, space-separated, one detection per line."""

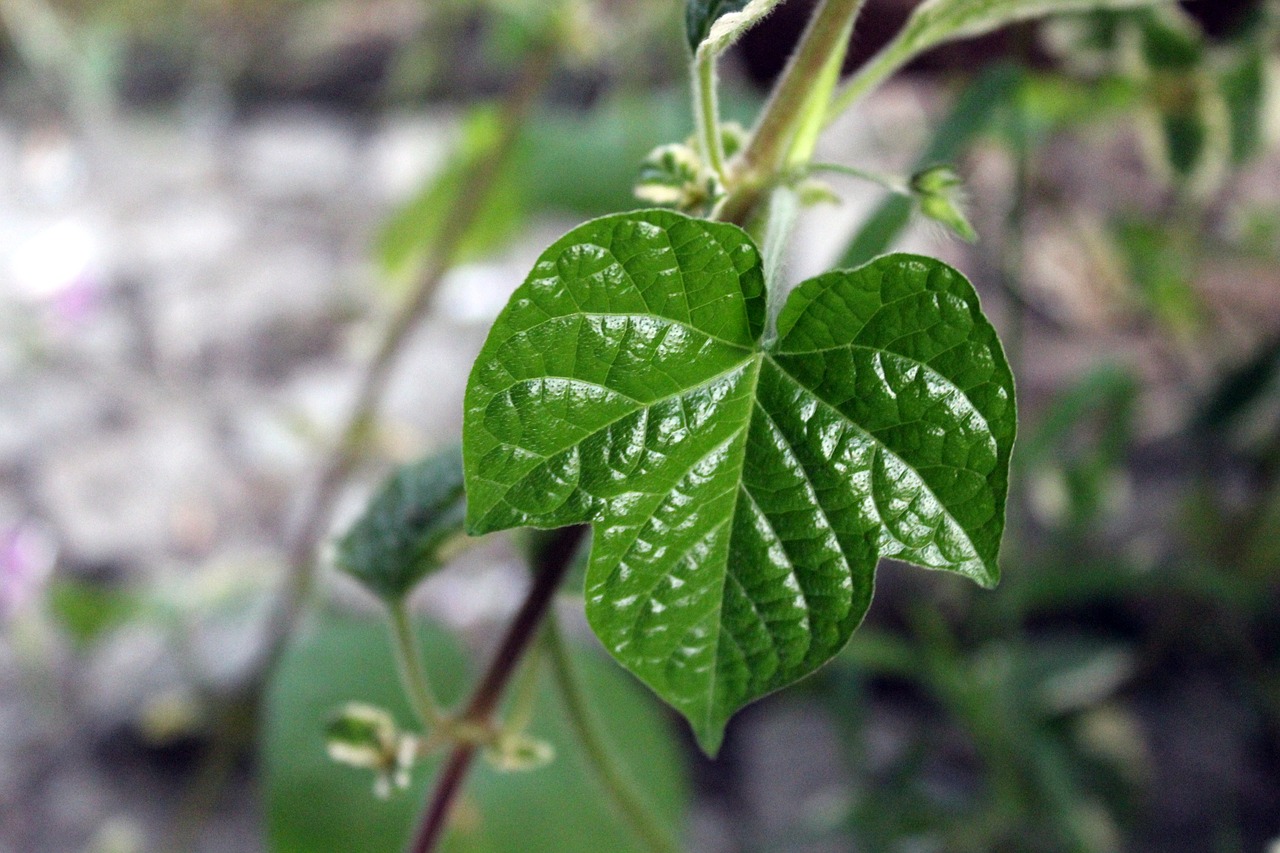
xmin=2 ymin=2 xmax=1280 ymax=852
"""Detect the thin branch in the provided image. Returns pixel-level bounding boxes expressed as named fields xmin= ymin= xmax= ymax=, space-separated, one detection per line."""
xmin=165 ymin=40 xmax=555 ymax=853
xmin=390 ymin=600 xmax=443 ymax=728
xmin=694 ymin=51 xmax=728 ymax=181
xmin=236 ymin=44 xmax=556 ymax=700
xmin=407 ymin=526 xmax=587 ymax=853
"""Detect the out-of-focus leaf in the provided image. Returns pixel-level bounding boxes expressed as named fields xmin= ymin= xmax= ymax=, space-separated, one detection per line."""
xmin=896 ymin=0 xmax=1174 ymax=54
xmin=334 ymin=446 xmax=466 ymax=605
xmin=1127 ymin=10 xmax=1232 ymax=190
xmin=1193 ymin=334 xmax=1280 ymax=433
xmin=1110 ymin=218 xmax=1202 ymax=334
xmin=376 ymin=108 xmax=527 ymax=285
xmin=1019 ymin=365 xmax=1136 ymax=529
xmin=827 ymin=0 xmax=1173 ymax=120
xmin=1137 ymin=8 xmax=1202 ymax=71
xmin=463 ymin=210 xmax=1016 ymax=753
xmin=263 ymin=611 xmax=687 ymax=853
xmin=1221 ymin=45 xmax=1269 ymax=164
xmin=47 ymin=578 xmax=139 ymax=648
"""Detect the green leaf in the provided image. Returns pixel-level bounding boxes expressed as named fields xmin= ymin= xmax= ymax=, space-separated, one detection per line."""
xmin=897 ymin=0 xmax=1174 ymax=53
xmin=462 ymin=210 xmax=1016 ymax=753
xmin=335 ymin=445 xmax=466 ymax=604
xmin=376 ymin=107 xmax=526 ymax=285
xmin=1221 ymin=45 xmax=1268 ymax=165
xmin=685 ymin=0 xmax=785 ymax=55
xmin=264 ymin=611 xmax=687 ymax=853
xmin=685 ymin=0 xmax=750 ymax=52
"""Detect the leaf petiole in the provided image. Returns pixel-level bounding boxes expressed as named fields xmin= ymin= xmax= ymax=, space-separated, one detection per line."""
xmin=388 ymin=600 xmax=443 ymax=729
xmin=694 ymin=51 xmax=729 ymax=181
xmin=803 ymin=161 xmax=912 ymax=195
xmin=545 ymin=614 xmax=682 ymax=853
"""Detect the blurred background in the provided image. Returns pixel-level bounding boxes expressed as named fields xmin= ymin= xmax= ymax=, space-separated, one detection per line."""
xmin=1 ymin=1 xmax=1279 ymax=851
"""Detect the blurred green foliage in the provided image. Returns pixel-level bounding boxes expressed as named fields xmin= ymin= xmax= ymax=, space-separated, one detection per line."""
xmin=263 ymin=610 xmax=688 ymax=853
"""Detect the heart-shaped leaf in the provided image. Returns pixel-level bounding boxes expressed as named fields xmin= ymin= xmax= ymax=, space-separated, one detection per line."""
xmin=463 ymin=210 xmax=1015 ymax=753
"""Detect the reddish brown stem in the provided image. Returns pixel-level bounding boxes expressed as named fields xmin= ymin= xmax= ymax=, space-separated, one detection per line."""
xmin=407 ymin=525 xmax=585 ymax=853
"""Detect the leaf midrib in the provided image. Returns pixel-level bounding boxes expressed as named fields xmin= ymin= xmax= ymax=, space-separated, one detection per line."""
xmin=766 ymin=353 xmax=989 ymax=577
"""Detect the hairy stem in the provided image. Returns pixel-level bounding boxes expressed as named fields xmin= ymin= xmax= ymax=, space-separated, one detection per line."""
xmin=824 ymin=28 xmax=918 ymax=126
xmin=545 ymin=614 xmax=682 ymax=853
xmin=390 ymin=600 xmax=442 ymax=728
xmin=720 ymin=0 xmax=868 ymax=225
xmin=694 ymin=51 xmax=728 ymax=180
xmin=807 ymin=161 xmax=911 ymax=195
xmin=407 ymin=526 xmax=586 ymax=853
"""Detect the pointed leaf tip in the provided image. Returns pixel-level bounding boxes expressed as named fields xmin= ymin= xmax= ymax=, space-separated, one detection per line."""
xmin=463 ymin=215 xmax=1016 ymax=750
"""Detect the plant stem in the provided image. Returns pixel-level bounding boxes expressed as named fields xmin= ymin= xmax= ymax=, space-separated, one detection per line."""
xmin=165 ymin=40 xmax=555 ymax=853
xmin=694 ymin=51 xmax=728 ymax=181
xmin=720 ymin=0 xmax=868 ymax=226
xmin=501 ymin=631 xmax=545 ymax=737
xmin=407 ymin=525 xmax=586 ymax=853
xmin=783 ymin=13 xmax=855 ymax=167
xmin=544 ymin=613 xmax=682 ymax=853
xmin=806 ymin=162 xmax=911 ymax=195
xmin=238 ymin=43 xmax=555 ymax=700
xmin=824 ymin=30 xmax=915 ymax=127
xmin=390 ymin=600 xmax=442 ymax=728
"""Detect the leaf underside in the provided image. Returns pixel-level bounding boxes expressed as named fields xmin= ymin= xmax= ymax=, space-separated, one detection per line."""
xmin=685 ymin=0 xmax=752 ymax=52
xmin=463 ymin=210 xmax=1015 ymax=753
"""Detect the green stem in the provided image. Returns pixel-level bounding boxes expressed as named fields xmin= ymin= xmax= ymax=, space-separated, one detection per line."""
xmin=824 ymin=31 xmax=915 ymax=126
xmin=502 ymin=630 xmax=545 ymax=737
xmin=545 ymin=614 xmax=682 ymax=853
xmin=408 ymin=526 xmax=586 ymax=853
xmin=720 ymin=0 xmax=868 ymax=225
xmin=784 ymin=14 xmax=856 ymax=166
xmin=805 ymin=162 xmax=911 ymax=195
xmin=390 ymin=601 xmax=442 ymax=728
xmin=694 ymin=51 xmax=728 ymax=181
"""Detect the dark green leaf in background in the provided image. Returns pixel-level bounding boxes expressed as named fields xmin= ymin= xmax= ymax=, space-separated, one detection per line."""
xmin=463 ymin=210 xmax=1016 ymax=752
xmin=335 ymin=446 xmax=467 ymax=604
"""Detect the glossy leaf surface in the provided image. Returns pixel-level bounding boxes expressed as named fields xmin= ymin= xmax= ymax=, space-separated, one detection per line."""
xmin=463 ymin=210 xmax=1015 ymax=753
xmin=335 ymin=445 xmax=466 ymax=604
